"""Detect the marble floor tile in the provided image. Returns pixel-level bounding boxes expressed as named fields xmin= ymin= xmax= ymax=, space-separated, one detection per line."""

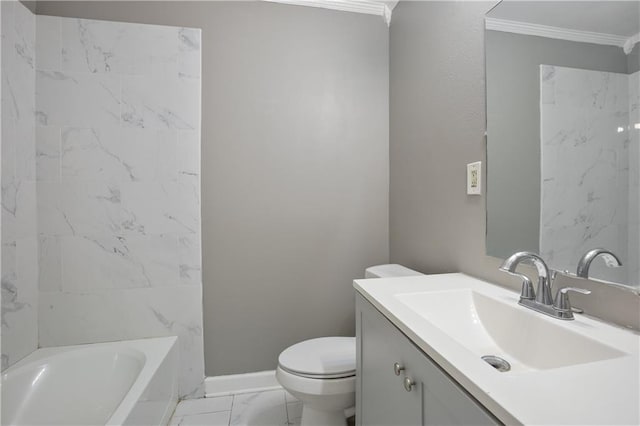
xmin=171 ymin=410 xmax=231 ymax=426
xmin=169 ymin=388 xmax=325 ymax=426
xmin=230 ymin=389 xmax=288 ymax=426
xmin=174 ymin=395 xmax=233 ymax=417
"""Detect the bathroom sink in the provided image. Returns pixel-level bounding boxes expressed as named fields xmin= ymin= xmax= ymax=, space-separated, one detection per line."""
xmin=395 ymin=289 xmax=624 ymax=373
xmin=353 ymin=273 xmax=640 ymax=425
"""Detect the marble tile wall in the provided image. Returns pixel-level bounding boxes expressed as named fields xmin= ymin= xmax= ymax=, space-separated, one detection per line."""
xmin=1 ymin=0 xmax=38 ymax=370
xmin=540 ymin=65 xmax=637 ymax=286
xmin=628 ymin=71 xmax=639 ymax=287
xmin=34 ymin=15 xmax=204 ymax=397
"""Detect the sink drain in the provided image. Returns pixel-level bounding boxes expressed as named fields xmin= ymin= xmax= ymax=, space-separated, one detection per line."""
xmin=481 ymin=355 xmax=511 ymax=372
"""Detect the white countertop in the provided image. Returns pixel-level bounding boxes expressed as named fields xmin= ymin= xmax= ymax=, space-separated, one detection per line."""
xmin=354 ymin=273 xmax=640 ymax=425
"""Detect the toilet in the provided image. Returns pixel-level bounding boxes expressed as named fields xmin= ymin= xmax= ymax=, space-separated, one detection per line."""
xmin=276 ymin=264 xmax=423 ymax=426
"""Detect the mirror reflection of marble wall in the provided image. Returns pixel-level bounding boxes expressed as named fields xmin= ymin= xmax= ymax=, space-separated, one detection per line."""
xmin=540 ymin=65 xmax=639 ymax=286
xmin=485 ymin=1 xmax=640 ymax=289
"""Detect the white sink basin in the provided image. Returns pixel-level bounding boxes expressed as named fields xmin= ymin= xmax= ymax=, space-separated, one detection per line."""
xmin=354 ymin=273 xmax=640 ymax=425
xmin=395 ymin=289 xmax=624 ymax=373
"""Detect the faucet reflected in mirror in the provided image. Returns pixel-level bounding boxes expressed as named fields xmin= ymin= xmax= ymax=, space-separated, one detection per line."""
xmin=576 ymin=248 xmax=623 ymax=280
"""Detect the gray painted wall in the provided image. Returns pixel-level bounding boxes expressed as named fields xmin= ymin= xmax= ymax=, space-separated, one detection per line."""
xmin=485 ymin=31 xmax=628 ymax=258
xmin=389 ymin=1 xmax=640 ymax=330
xmin=37 ymin=1 xmax=390 ymax=375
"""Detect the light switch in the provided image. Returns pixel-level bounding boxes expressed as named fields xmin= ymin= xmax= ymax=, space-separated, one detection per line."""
xmin=467 ymin=161 xmax=481 ymax=195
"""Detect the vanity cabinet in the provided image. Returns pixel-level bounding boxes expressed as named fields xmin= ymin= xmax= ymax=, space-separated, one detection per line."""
xmin=355 ymin=294 xmax=500 ymax=426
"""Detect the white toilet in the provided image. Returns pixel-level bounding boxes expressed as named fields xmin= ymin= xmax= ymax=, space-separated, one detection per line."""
xmin=276 ymin=264 xmax=422 ymax=426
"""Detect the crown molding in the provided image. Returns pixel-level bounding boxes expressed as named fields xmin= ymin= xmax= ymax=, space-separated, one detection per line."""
xmin=263 ymin=0 xmax=392 ymax=26
xmin=485 ymin=17 xmax=629 ymax=51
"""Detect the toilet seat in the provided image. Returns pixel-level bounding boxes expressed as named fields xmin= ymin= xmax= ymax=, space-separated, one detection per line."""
xmin=278 ymin=337 xmax=355 ymax=379
xmin=279 ymin=364 xmax=355 ymax=379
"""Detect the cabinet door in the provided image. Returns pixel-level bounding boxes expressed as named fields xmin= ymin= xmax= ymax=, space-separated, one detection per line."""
xmin=357 ymin=295 xmax=422 ymax=426
xmin=356 ymin=294 xmax=501 ymax=426
xmin=404 ymin=337 xmax=499 ymax=426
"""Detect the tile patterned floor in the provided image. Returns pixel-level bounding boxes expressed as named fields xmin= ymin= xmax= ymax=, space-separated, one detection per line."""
xmin=169 ymin=388 xmax=303 ymax=426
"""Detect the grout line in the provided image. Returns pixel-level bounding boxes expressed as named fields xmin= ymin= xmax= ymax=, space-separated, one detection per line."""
xmin=167 ymin=398 xmax=180 ymax=425
xmin=174 ymin=395 xmax=235 ymax=416
xmin=227 ymin=394 xmax=235 ymax=426
xmin=283 ymin=390 xmax=291 ymax=425
xmin=169 ymin=413 xmax=182 ymax=426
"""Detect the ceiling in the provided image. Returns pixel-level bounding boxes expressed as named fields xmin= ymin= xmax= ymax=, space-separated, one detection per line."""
xmin=487 ymin=1 xmax=639 ymax=37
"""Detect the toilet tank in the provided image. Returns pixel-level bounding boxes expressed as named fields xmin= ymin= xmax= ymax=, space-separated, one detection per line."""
xmin=364 ymin=264 xmax=423 ymax=279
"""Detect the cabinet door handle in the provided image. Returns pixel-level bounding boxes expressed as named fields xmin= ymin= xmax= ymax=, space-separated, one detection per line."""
xmin=403 ymin=376 xmax=415 ymax=392
xmin=393 ymin=362 xmax=405 ymax=376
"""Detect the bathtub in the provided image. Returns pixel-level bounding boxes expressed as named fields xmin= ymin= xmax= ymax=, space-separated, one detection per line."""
xmin=1 ymin=336 xmax=178 ymax=426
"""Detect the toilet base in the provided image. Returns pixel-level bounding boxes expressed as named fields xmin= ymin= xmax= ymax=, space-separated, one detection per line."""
xmin=276 ymin=366 xmax=355 ymax=426
xmin=300 ymin=406 xmax=346 ymax=426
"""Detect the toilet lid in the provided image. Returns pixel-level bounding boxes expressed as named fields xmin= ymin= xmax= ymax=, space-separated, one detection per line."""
xmin=278 ymin=337 xmax=356 ymax=379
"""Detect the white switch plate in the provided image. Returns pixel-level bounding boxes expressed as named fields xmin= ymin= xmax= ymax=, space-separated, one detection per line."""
xmin=467 ymin=161 xmax=481 ymax=195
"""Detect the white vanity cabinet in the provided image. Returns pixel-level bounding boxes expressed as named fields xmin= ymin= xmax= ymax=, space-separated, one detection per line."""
xmin=355 ymin=294 xmax=500 ymax=426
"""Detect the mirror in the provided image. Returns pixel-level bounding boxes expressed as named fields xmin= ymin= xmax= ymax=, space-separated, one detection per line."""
xmin=485 ymin=1 xmax=640 ymax=289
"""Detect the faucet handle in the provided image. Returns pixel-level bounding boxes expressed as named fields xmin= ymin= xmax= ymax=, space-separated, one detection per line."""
xmin=553 ymin=287 xmax=591 ymax=313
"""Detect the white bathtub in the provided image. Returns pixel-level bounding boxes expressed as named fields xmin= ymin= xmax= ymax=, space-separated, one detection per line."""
xmin=1 ymin=336 xmax=178 ymax=426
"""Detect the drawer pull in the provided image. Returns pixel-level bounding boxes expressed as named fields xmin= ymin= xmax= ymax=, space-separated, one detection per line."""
xmin=393 ymin=362 xmax=405 ymax=376
xmin=403 ymin=376 xmax=415 ymax=392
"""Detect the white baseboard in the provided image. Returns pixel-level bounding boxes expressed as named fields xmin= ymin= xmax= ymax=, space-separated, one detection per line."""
xmin=205 ymin=370 xmax=281 ymax=398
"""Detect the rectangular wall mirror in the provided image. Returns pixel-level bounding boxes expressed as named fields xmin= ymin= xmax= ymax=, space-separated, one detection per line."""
xmin=485 ymin=1 xmax=640 ymax=289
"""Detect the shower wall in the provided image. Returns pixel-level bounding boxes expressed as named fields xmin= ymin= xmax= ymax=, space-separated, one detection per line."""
xmin=629 ymin=72 xmax=639 ymax=286
xmin=34 ymin=15 xmax=204 ymax=397
xmin=1 ymin=0 xmax=38 ymax=370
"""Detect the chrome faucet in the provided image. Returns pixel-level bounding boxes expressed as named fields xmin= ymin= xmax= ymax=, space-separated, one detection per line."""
xmin=499 ymin=251 xmax=590 ymax=320
xmin=576 ymin=248 xmax=622 ymax=279
xmin=500 ymin=251 xmax=553 ymax=305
